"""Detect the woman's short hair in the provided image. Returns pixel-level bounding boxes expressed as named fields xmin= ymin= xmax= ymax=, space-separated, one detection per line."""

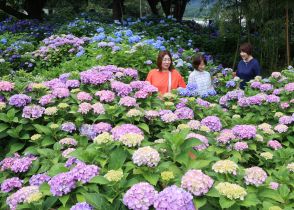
xmin=157 ymin=51 xmax=173 ymax=71
xmin=240 ymin=42 xmax=253 ymax=55
xmin=192 ymin=55 xmax=207 ymax=70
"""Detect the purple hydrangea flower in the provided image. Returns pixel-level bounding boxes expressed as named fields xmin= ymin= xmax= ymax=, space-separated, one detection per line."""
xmin=244 ymin=166 xmax=267 ymax=186
xmin=22 ymin=105 xmax=45 ymax=119
xmin=48 ymin=172 xmax=76 ymax=196
xmin=201 ymin=116 xmax=222 ymax=132
xmin=6 ymin=186 xmax=39 ymax=210
xmin=154 ymin=185 xmax=195 ymax=210
xmin=70 ymin=202 xmax=93 ymax=210
xmin=61 ymin=122 xmax=76 ymax=133
xmin=234 ymin=142 xmax=248 ymax=151
xmin=29 ymin=173 xmax=51 ymax=186
xmin=52 ymin=87 xmax=70 ymax=98
xmin=9 ymin=94 xmax=31 ymax=107
xmin=216 ymin=129 xmax=235 ymax=144
xmin=123 ymin=182 xmax=158 ymax=210
xmin=181 ymin=170 xmax=214 ymax=196
xmin=95 ymin=90 xmax=116 ymax=102
xmin=232 ymin=125 xmax=256 ymax=139
xmin=186 ymin=133 xmax=209 ymax=151
xmin=267 ymin=140 xmax=282 ymax=150
xmin=175 ymin=107 xmax=194 ymax=120
xmin=93 ymin=122 xmax=112 ymax=134
xmin=1 ymin=177 xmax=23 ymax=193
xmin=70 ymin=162 xmax=99 ymax=183
xmin=119 ymin=96 xmax=137 ymax=107
xmin=111 ymin=124 xmax=143 ymax=140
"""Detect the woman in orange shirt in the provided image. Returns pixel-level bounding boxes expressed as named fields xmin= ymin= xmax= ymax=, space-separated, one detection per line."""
xmin=146 ymin=51 xmax=186 ymax=95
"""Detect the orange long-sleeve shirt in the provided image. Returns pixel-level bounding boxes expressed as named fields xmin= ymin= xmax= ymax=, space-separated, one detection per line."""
xmin=146 ymin=69 xmax=186 ymax=95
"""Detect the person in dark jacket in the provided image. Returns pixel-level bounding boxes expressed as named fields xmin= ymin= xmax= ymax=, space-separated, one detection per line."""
xmin=236 ymin=42 xmax=261 ymax=89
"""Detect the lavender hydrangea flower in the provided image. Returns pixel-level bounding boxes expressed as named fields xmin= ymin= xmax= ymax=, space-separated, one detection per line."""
xmin=93 ymin=122 xmax=112 ymax=134
xmin=111 ymin=124 xmax=143 ymax=140
xmin=79 ymin=124 xmax=97 ymax=140
xmin=0 ymin=81 xmax=14 ymax=92
xmin=161 ymin=112 xmax=178 ymax=123
xmin=132 ymin=146 xmax=160 ymax=167
xmin=216 ymin=129 xmax=235 ymax=144
xmin=123 ymin=182 xmax=158 ymax=210
xmin=201 ymin=116 xmax=222 ymax=132
xmin=284 ymin=82 xmax=294 ymax=92
xmin=269 ymin=182 xmax=279 ymax=190
xmin=95 ymin=90 xmax=116 ymax=102
xmin=6 ymin=186 xmax=40 ymax=210
xmin=266 ymin=95 xmax=280 ymax=103
xmin=70 ymin=162 xmax=99 ymax=183
xmin=61 ymin=122 xmax=76 ymax=133
xmin=1 ymin=177 xmax=23 ymax=192
xmin=181 ymin=170 xmax=213 ymax=196
xmin=9 ymin=94 xmax=31 ymax=107
xmin=22 ymin=105 xmax=45 ymax=119
xmin=175 ymin=107 xmax=194 ymax=120
xmin=48 ymin=172 xmax=76 ymax=196
xmin=232 ymin=125 xmax=256 ymax=139
xmin=52 ymin=87 xmax=70 ymax=98
xmin=244 ymin=166 xmax=267 ymax=186
xmin=1 ymin=155 xmax=37 ymax=173
xmin=29 ymin=173 xmax=51 ymax=186
xmin=76 ymin=92 xmax=92 ymax=101
xmin=70 ymin=202 xmax=93 ymax=210
xmin=145 ymin=110 xmax=159 ymax=120
xmin=111 ymin=81 xmax=132 ymax=96
xmin=154 ymin=185 xmax=195 ymax=210
xmin=279 ymin=116 xmax=293 ymax=125
xmin=234 ymin=142 xmax=248 ymax=151
xmin=267 ymin=140 xmax=282 ymax=150
xmin=196 ymin=98 xmax=211 ymax=107
xmin=78 ymin=102 xmax=92 ymax=114
xmin=39 ymin=94 xmax=55 ymax=106
xmin=119 ymin=96 xmax=137 ymax=107
xmin=66 ymin=80 xmax=80 ymax=88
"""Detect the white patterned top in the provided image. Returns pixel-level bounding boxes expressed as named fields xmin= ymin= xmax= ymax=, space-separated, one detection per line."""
xmin=188 ymin=70 xmax=214 ymax=96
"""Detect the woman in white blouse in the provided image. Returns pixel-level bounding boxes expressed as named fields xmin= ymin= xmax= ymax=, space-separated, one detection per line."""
xmin=188 ymin=55 xmax=214 ymax=96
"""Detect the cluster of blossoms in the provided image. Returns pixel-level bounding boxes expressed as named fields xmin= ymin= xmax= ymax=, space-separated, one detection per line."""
xmin=215 ymin=182 xmax=247 ymax=200
xmin=59 ymin=137 xmax=78 ymax=147
xmin=111 ymin=124 xmax=143 ymax=140
xmin=62 ymin=148 xmax=76 ymax=158
xmin=187 ymin=120 xmax=201 ymax=130
xmin=61 ymin=122 xmax=76 ymax=133
xmin=287 ymin=162 xmax=294 ymax=172
xmin=279 ymin=115 xmax=293 ymax=125
xmin=232 ymin=125 xmax=256 ymax=139
xmin=29 ymin=173 xmax=51 ymax=186
xmin=9 ymin=94 xmax=31 ymax=107
xmin=244 ymin=166 xmax=267 ymax=186
xmin=0 ymin=154 xmax=37 ymax=173
xmin=126 ymin=109 xmax=144 ymax=117
xmin=260 ymin=152 xmax=273 ymax=160
xmin=219 ymin=90 xmax=244 ymax=106
xmin=132 ymin=146 xmax=160 ymax=167
xmin=76 ymin=91 xmax=92 ymax=101
xmin=269 ymin=182 xmax=279 ymax=190
xmin=70 ymin=202 xmax=93 ymax=210
xmin=258 ymin=123 xmax=274 ymax=134
xmin=234 ymin=142 xmax=248 ymax=151
xmin=123 ymin=182 xmax=158 ymax=210
xmin=186 ymin=133 xmax=209 ymax=151
xmin=93 ymin=132 xmax=113 ymax=144
xmin=174 ymin=107 xmax=194 ymax=120
xmin=22 ymin=105 xmax=45 ymax=119
xmin=48 ymin=162 xmax=99 ymax=196
xmin=0 ymin=81 xmax=14 ymax=91
xmin=119 ymin=96 xmax=138 ymax=107
xmin=274 ymin=124 xmax=288 ymax=133
xmin=92 ymin=102 xmax=105 ymax=115
xmin=212 ymin=160 xmax=238 ymax=175
xmin=95 ymin=90 xmax=116 ymax=102
xmin=216 ymin=129 xmax=235 ymax=144
xmin=6 ymin=186 xmax=41 ymax=210
xmin=200 ymin=116 xmax=222 ymax=132
xmin=44 ymin=106 xmax=58 ymax=115
xmin=104 ymin=170 xmax=124 ymax=182
xmin=1 ymin=177 xmax=23 ymax=193
xmin=119 ymin=133 xmax=144 ymax=147
xmin=181 ymin=170 xmax=214 ymax=196
xmin=78 ymin=102 xmax=92 ymax=114
xmin=284 ymin=82 xmax=294 ymax=92
xmin=154 ymin=185 xmax=195 ymax=210
xmin=161 ymin=171 xmax=174 ymax=181
xmin=145 ymin=110 xmax=160 ymax=120
xmin=237 ymin=94 xmax=267 ymax=107
xmin=33 ymin=34 xmax=88 ymax=58
xmin=267 ymin=140 xmax=282 ymax=150
xmin=161 ymin=112 xmax=178 ymax=123
xmin=111 ymin=81 xmax=133 ymax=96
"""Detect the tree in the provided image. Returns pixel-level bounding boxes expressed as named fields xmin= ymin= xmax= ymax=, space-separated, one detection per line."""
xmin=112 ymin=0 xmax=124 ymax=21
xmin=0 ymin=0 xmax=47 ymax=19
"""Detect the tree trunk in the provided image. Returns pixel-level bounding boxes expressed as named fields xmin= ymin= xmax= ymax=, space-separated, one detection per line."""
xmin=147 ymin=0 xmax=159 ymax=15
xmin=173 ymin=0 xmax=188 ymax=22
xmin=160 ymin=0 xmax=171 ymax=17
xmin=285 ymin=2 xmax=290 ymax=66
xmin=24 ymin=0 xmax=47 ymax=19
xmin=113 ymin=0 xmax=123 ymax=21
xmin=0 ymin=1 xmax=28 ymax=19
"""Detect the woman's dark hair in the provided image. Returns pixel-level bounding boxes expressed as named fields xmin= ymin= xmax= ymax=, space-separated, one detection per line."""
xmin=157 ymin=50 xmax=173 ymax=71
xmin=192 ymin=55 xmax=207 ymax=70
xmin=240 ymin=42 xmax=253 ymax=55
